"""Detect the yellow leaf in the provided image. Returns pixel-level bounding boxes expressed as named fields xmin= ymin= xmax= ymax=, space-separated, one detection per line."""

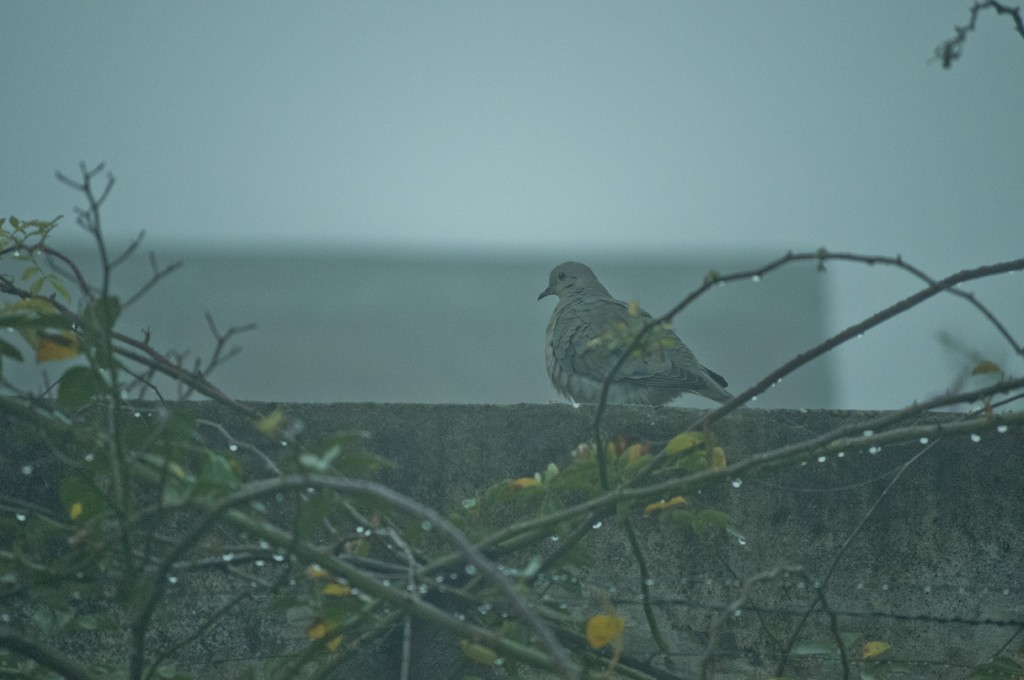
xmin=664 ymin=432 xmax=704 ymax=455
xmin=306 ymin=564 xmax=328 ymax=579
xmin=861 ymin=640 xmax=890 ymax=659
xmin=972 ymin=360 xmax=1003 ymax=376
xmin=624 ymin=442 xmax=650 ymax=462
xmin=644 ymin=496 xmax=687 ymax=515
xmin=307 ymin=619 xmax=327 ymax=640
xmin=69 ymin=501 xmax=83 ymax=521
xmin=460 ymin=639 xmax=498 ymax=665
xmin=322 ymin=582 xmax=351 ymax=597
xmin=326 ymin=634 xmax=343 ymax=651
xmin=710 ymin=446 xmax=727 ymax=470
xmin=255 ymin=409 xmax=286 ymax=436
xmin=586 ymin=613 xmax=625 ymax=649
xmin=509 ymin=476 xmax=541 ymax=490
xmin=35 ymin=331 xmax=79 ymax=361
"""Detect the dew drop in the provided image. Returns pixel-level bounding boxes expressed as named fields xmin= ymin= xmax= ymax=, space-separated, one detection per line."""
xmin=970 ymin=433 xmax=982 ymax=443
xmin=420 ymin=521 xmax=433 ymax=532
xmin=592 ymin=521 xmax=603 ymax=529
xmin=221 ymin=552 xmax=235 ymax=562
xmin=644 ymin=578 xmax=655 ymax=587
xmin=465 ymin=565 xmax=478 ymax=576
xmin=133 ymin=411 xmax=142 ymax=418
xmin=731 ymin=478 xmax=743 ymax=488
xmin=997 ymin=425 xmax=1009 ymax=434
xmin=816 ymin=456 xmax=826 ymax=463
xmin=751 ymin=275 xmax=762 ymax=283
xmin=462 ymin=498 xmax=478 ymax=510
xmin=254 ymin=560 xmax=265 ymax=567
xmin=279 ymin=440 xmax=288 ymax=447
xmin=272 ymin=553 xmax=285 ymax=562
xmin=868 ymin=446 xmax=880 ymax=455
xmin=20 ymin=465 xmax=32 ymax=475
xmin=837 ymin=451 xmax=845 ymax=458
xmin=919 ymin=437 xmax=929 ymax=445
xmin=381 ymin=579 xmax=391 ymax=587
xmin=548 ymin=535 xmax=560 ymax=542
xmin=733 ymin=608 xmax=743 ymax=617
xmin=85 ymin=453 xmax=95 ymax=462
xmin=228 ymin=444 xmax=238 ymax=452
xmin=737 ymin=536 xmax=748 ymax=546
xmin=259 ymin=540 xmax=270 ymax=549
xmin=417 ymin=584 xmax=429 ymax=594
xmin=168 ymin=575 xmax=178 ymax=584
xmin=863 ymin=429 xmax=874 ymax=437
xmin=15 ymin=513 xmax=26 ymax=522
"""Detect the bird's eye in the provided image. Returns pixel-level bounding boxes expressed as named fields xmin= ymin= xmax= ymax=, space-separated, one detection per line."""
xmin=557 ymin=272 xmax=566 ymax=280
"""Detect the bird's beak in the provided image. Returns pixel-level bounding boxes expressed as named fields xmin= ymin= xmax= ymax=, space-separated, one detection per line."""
xmin=538 ymin=286 xmax=553 ymax=300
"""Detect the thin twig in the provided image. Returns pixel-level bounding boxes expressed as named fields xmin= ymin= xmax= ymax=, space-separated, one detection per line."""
xmin=774 ymin=439 xmax=940 ymax=677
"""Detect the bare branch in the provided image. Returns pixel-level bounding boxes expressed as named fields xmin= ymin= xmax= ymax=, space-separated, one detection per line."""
xmin=934 ymin=1 xmax=1024 ymax=68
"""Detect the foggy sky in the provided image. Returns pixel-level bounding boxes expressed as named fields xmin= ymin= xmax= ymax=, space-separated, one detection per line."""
xmin=2 ymin=2 xmax=1022 ymax=408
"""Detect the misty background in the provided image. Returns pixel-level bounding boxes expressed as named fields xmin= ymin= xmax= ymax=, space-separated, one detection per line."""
xmin=2 ymin=3 xmax=1022 ymax=409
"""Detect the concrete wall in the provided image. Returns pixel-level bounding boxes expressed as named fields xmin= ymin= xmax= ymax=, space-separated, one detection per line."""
xmin=4 ymin=403 xmax=1022 ymax=679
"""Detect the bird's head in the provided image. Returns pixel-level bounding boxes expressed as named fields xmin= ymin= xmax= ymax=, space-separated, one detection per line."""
xmin=538 ymin=261 xmax=611 ymax=301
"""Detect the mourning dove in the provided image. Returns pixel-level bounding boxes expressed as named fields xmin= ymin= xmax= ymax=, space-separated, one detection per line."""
xmin=538 ymin=261 xmax=733 ymax=405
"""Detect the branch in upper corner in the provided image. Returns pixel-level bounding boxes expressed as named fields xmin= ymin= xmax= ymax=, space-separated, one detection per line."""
xmin=934 ymin=1 xmax=1024 ymax=69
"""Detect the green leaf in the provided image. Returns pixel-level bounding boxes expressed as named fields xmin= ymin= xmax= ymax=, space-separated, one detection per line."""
xmin=697 ymin=509 xmax=731 ymax=530
xmin=0 ymin=337 xmax=23 ymax=361
xmin=192 ymin=451 xmax=241 ymax=498
xmin=57 ymin=366 xmax=105 ymax=411
xmin=676 ymin=450 xmax=708 ymax=472
xmin=83 ymin=295 xmax=121 ymax=333
xmin=295 ymin=491 xmax=341 ymax=540
xmin=49 ymin=278 xmax=71 ymax=303
xmin=59 ymin=473 xmax=110 ymax=523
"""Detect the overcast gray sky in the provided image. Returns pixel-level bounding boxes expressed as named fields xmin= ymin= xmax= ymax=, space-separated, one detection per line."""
xmin=2 ymin=2 xmax=1022 ymax=407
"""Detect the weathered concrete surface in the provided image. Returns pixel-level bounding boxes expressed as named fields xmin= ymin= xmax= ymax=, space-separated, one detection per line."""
xmin=3 ymin=403 xmax=1023 ymax=679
